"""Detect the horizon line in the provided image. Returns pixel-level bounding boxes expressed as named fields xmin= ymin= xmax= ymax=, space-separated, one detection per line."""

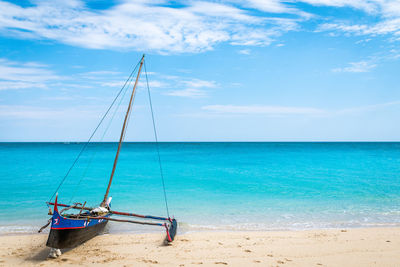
xmin=1 ymin=141 xmax=400 ymax=143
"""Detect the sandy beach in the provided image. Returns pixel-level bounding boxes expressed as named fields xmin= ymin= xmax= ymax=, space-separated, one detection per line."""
xmin=0 ymin=227 xmax=399 ymax=266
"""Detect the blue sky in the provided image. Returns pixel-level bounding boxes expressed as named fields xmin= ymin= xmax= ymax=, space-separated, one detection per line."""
xmin=1 ymin=0 xmax=400 ymax=141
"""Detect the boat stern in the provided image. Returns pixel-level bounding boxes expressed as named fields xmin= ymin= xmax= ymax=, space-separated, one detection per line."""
xmin=165 ymin=218 xmax=177 ymax=243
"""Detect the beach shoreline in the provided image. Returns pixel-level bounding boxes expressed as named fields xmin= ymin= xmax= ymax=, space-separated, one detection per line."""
xmin=1 ymin=227 xmax=399 ymax=266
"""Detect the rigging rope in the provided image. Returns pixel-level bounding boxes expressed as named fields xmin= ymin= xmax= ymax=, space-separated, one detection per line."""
xmin=48 ymin=60 xmax=141 ymax=204
xmin=68 ymin=72 xmax=136 ymax=205
xmin=144 ymin=60 xmax=170 ymax=218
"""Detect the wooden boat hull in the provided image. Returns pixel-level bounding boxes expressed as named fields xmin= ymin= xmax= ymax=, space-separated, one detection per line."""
xmin=46 ymin=219 xmax=108 ymax=249
xmin=46 ymin=199 xmax=110 ymax=249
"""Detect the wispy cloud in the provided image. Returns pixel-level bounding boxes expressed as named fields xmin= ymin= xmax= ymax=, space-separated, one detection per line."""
xmin=1 ymin=0 xmax=400 ymax=54
xmin=0 ymin=58 xmax=61 ymax=90
xmin=317 ymin=20 xmax=400 ymax=37
xmin=298 ymin=0 xmax=379 ymax=14
xmin=162 ymin=76 xmax=217 ymax=98
xmin=332 ymin=60 xmax=377 ymax=73
xmin=331 ymin=48 xmax=400 ymax=74
xmin=99 ymin=80 xmax=167 ymax=89
xmin=165 ymin=88 xmax=208 ymax=98
xmin=200 ymin=100 xmax=400 ymax=117
xmin=233 ymin=0 xmax=313 ymax=18
xmin=238 ymin=49 xmax=251 ymax=55
xmin=95 ymin=73 xmax=218 ymax=98
xmin=0 ymin=105 xmax=101 ymax=120
xmin=182 ymin=79 xmax=216 ymax=88
xmin=0 ymin=0 xmax=304 ymax=54
xmin=335 ymin=100 xmax=400 ymax=114
xmin=315 ymin=0 xmax=400 ymax=38
xmin=241 ymin=0 xmax=295 ymax=13
xmin=4 ymin=100 xmax=400 ymax=121
xmin=202 ymin=104 xmax=324 ymax=115
xmin=79 ymin=71 xmax=121 ymax=80
xmin=0 ymin=55 xmax=218 ymax=102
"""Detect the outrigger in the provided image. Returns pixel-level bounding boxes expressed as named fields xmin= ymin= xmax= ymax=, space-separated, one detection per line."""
xmin=40 ymin=55 xmax=177 ymax=256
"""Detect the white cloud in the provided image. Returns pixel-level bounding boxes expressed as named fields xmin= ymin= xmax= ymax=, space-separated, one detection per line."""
xmin=318 ymin=23 xmax=368 ymax=35
xmin=98 ymin=81 xmax=127 ymax=88
xmin=380 ymin=1 xmax=400 ymax=17
xmin=99 ymin=80 xmax=166 ymax=89
xmin=143 ymin=74 xmax=218 ymax=98
xmin=163 ymin=77 xmax=217 ymax=98
xmin=0 ymin=58 xmax=61 ymax=90
xmin=0 ymin=104 xmax=100 ymax=119
xmin=165 ymin=88 xmax=207 ymax=98
xmin=238 ymin=49 xmax=251 ymax=55
xmin=5 ymin=100 xmax=399 ymax=121
xmin=0 ymin=81 xmax=44 ymax=90
xmin=298 ymin=0 xmax=379 ymax=14
xmin=332 ymin=60 xmax=377 ymax=73
xmin=200 ymin=100 xmax=400 ymax=117
xmin=0 ymin=55 xmax=218 ymax=102
xmin=188 ymin=1 xmax=260 ymax=22
xmin=231 ymin=0 xmax=313 ymax=18
xmin=242 ymin=0 xmax=297 ymax=13
xmin=0 ymin=0 xmax=303 ymax=54
xmin=314 ymin=0 xmax=400 ymax=38
xmin=202 ymin=104 xmax=324 ymax=115
xmin=80 ymin=71 xmax=121 ymax=76
xmin=182 ymin=79 xmax=216 ymax=88
xmin=148 ymin=80 xmax=166 ymax=88
xmin=336 ymin=100 xmax=400 ymax=114
xmin=1 ymin=0 xmax=400 ymax=54
xmin=318 ymin=19 xmax=400 ymax=36
xmin=0 ymin=56 xmax=169 ymax=92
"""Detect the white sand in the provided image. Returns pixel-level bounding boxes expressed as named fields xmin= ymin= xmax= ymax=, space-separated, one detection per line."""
xmin=0 ymin=228 xmax=399 ymax=266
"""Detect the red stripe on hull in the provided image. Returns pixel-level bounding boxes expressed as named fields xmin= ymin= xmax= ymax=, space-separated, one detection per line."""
xmin=51 ymin=226 xmax=85 ymax=230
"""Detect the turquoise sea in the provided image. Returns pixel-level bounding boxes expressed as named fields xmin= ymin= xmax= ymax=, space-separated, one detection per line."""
xmin=1 ymin=142 xmax=400 ymax=234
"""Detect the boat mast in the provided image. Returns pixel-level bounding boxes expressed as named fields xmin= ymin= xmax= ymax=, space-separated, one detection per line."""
xmin=102 ymin=54 xmax=145 ymax=207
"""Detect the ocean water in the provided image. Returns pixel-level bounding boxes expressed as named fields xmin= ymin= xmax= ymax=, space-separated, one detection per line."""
xmin=1 ymin=142 xmax=400 ymax=234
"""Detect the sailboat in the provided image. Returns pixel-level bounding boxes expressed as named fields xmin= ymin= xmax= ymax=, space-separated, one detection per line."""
xmin=41 ymin=55 xmax=177 ymax=252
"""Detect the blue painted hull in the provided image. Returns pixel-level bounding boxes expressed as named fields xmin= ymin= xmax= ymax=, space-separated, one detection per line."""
xmin=46 ymin=209 xmax=110 ymax=248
